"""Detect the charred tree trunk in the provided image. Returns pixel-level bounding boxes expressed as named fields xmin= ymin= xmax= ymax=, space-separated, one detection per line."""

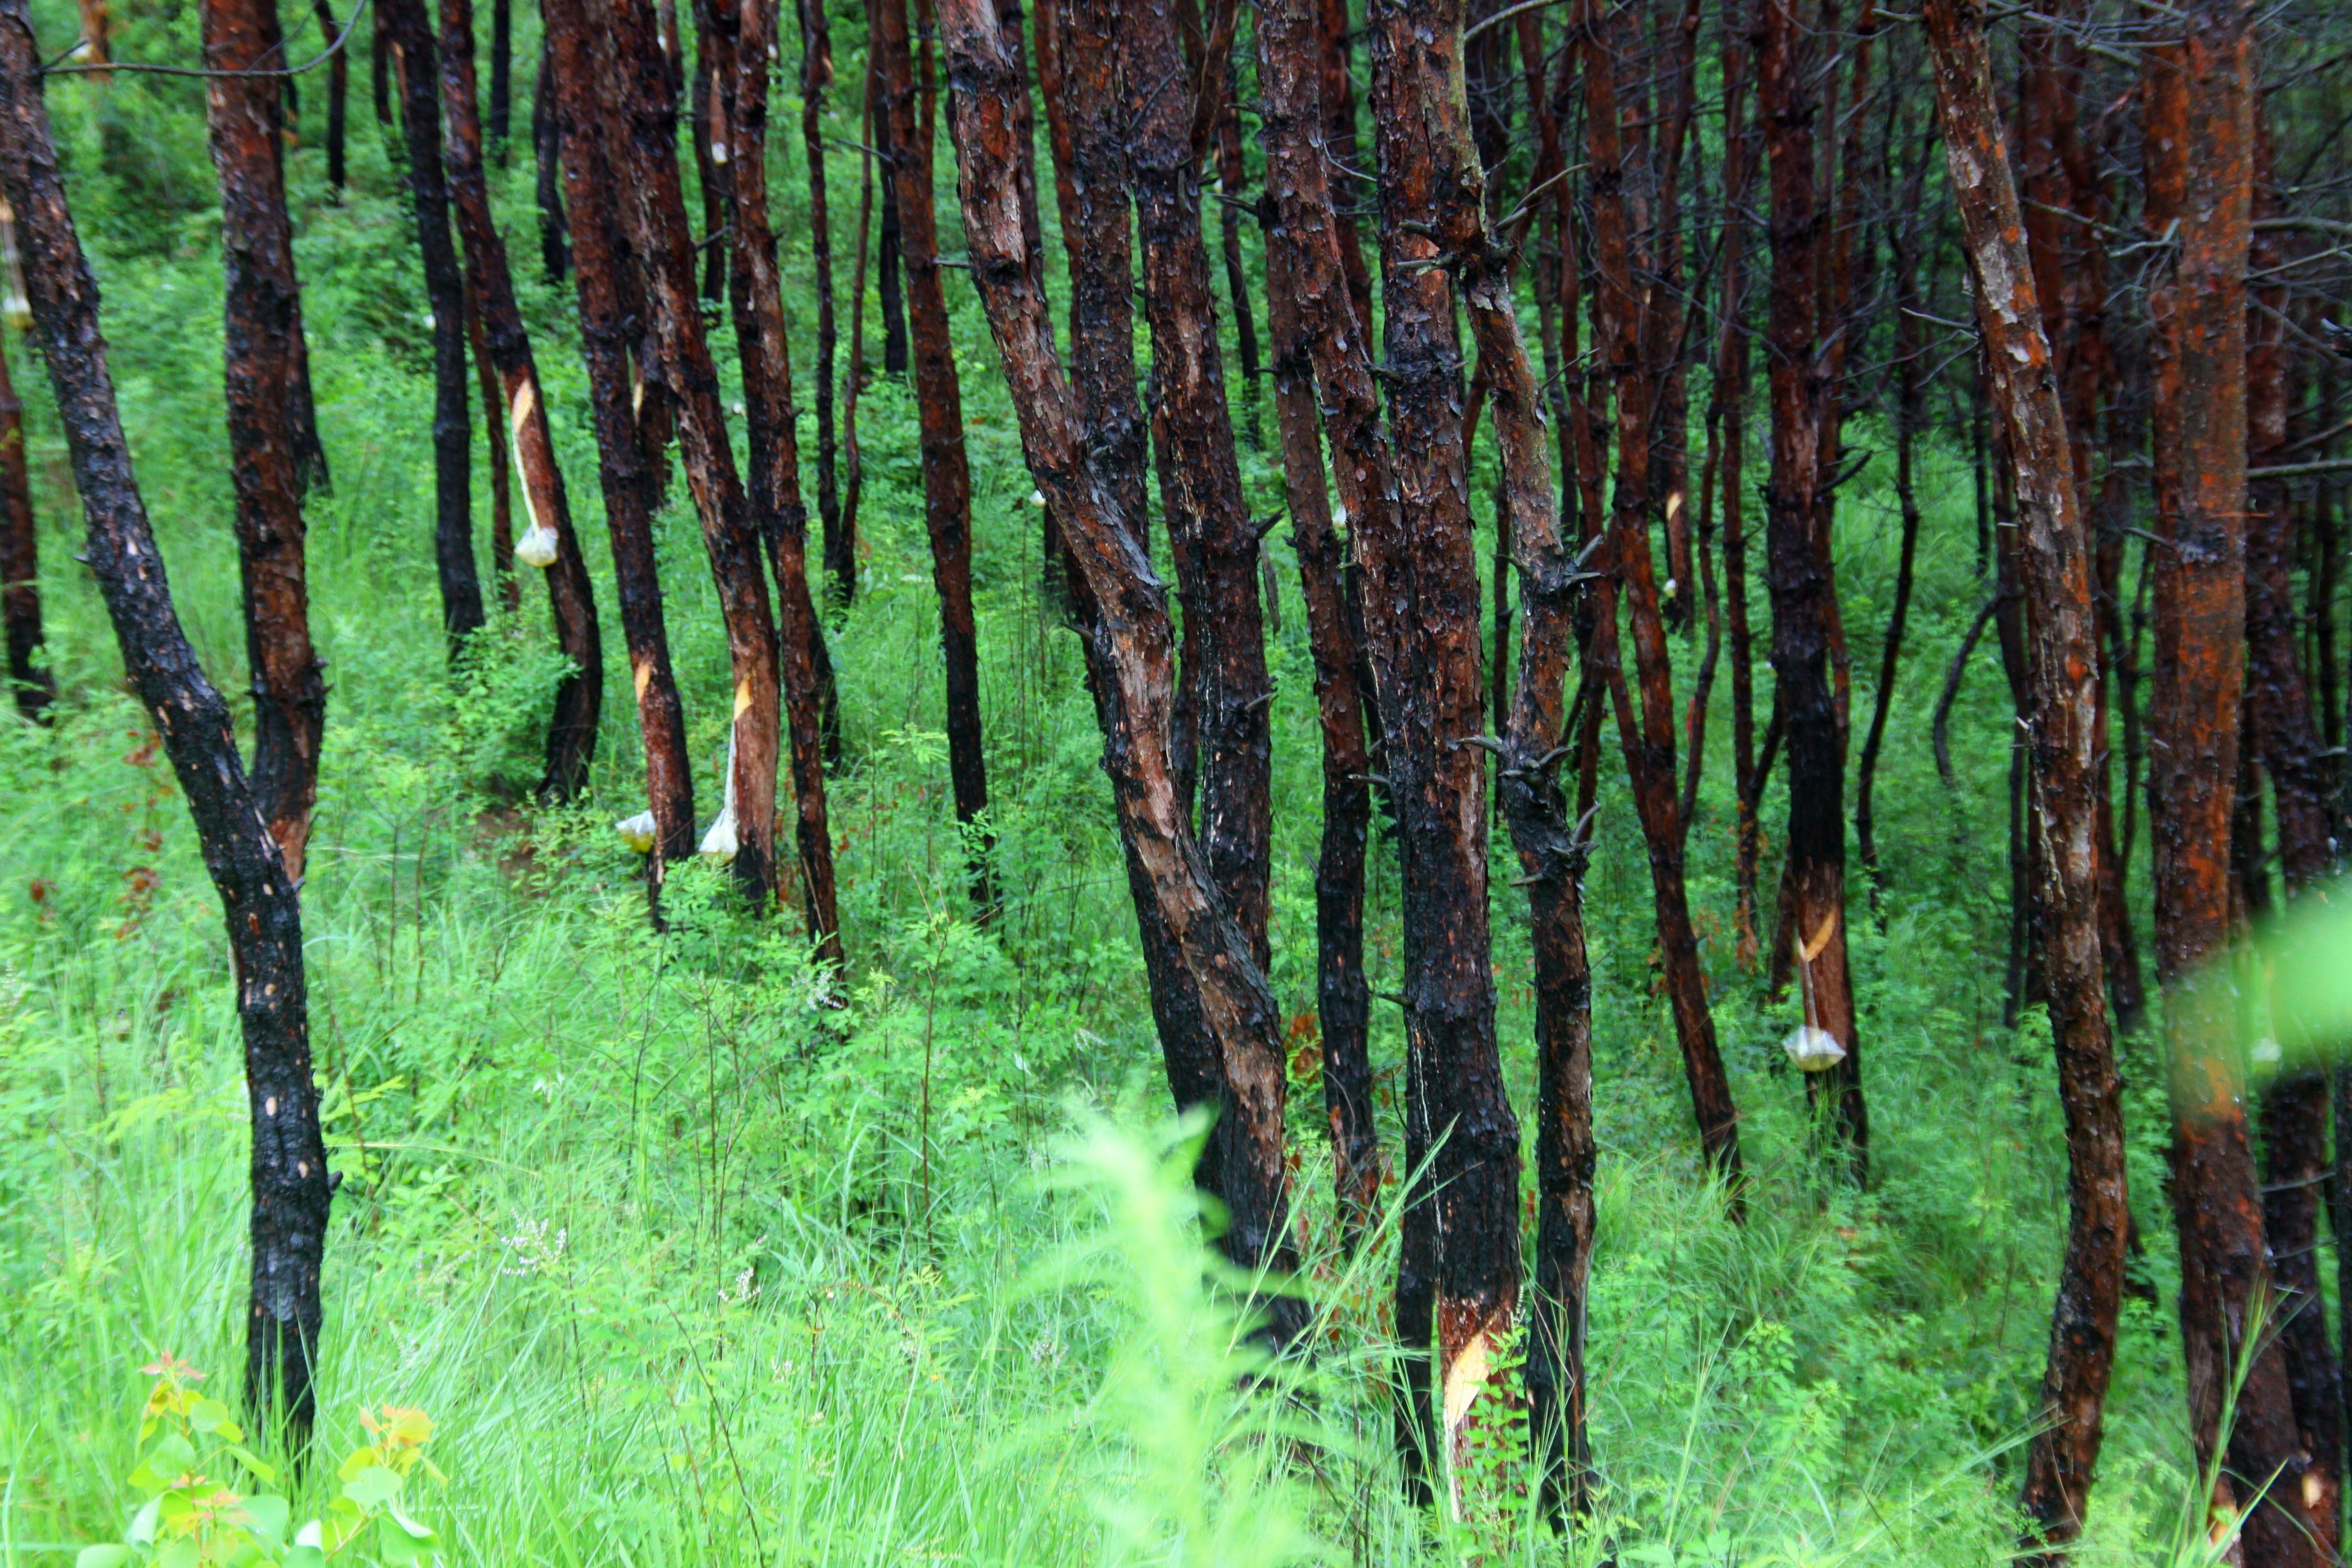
xmin=871 ymin=0 xmax=909 ymax=376
xmin=1582 ymin=0 xmax=1745 ymax=1192
xmin=0 ymin=4 xmax=333 ymax=1436
xmin=836 ymin=42 xmax=877 ymax=608
xmin=1417 ymin=5 xmax=1591 ymax=1511
xmin=732 ymin=0 xmax=845 ymax=964
xmin=939 ymin=0 xmax=1306 ymax=1350
xmin=1758 ymin=0 xmax=1862 ymax=1176
xmin=801 ymin=0 xmax=843 ymax=631
xmin=533 ymin=30 xmax=567 ymax=280
xmin=2246 ymin=116 xmax=2343 ymax=1555
xmin=1853 ymin=119 xmax=1925 ymax=896
xmin=590 ymin=0 xmax=787 ymax=912
xmin=1714 ymin=14 xmax=1761 ymax=968
xmin=314 ymin=0 xmax=348 ymax=194
xmin=690 ymin=0 xmax=735 ymax=305
xmin=878 ymin=0 xmax=994 ymax=911
xmin=1257 ymin=0 xmax=1374 ymax=1260
xmin=547 ymin=0 xmax=697 ymax=882
xmin=1119 ymin=0 xmax=1273 ymax=968
xmin=464 ymin=291 xmax=517 ymax=612
xmin=202 ymin=0 xmax=328 ymax=881
xmin=2143 ymin=1 xmax=2320 ymax=1559
xmin=488 ymin=0 xmax=509 ymax=159
xmin=439 ymin=0 xmax=603 ymax=802
xmin=0 ymin=328 xmax=49 ymax=721
xmin=1922 ymin=1 xmax=2127 ymax=1552
xmin=386 ymin=0 xmax=485 ymax=654
xmin=1365 ymin=0 xmax=1524 ymax=1496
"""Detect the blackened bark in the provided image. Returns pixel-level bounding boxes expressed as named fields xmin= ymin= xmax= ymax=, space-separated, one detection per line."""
xmin=802 ymin=0 xmax=843 ymax=624
xmin=2143 ymin=1 xmax=2318 ymax=1559
xmin=1210 ymin=31 xmax=1259 ymax=451
xmin=0 ymin=4 xmax=333 ymax=1436
xmin=732 ymin=0 xmax=845 ymax=964
xmin=1119 ymin=0 xmax=1272 ymax=967
xmin=591 ymin=0 xmax=787 ymax=912
xmin=1365 ymin=0 xmax=1523 ymax=1495
xmin=1258 ymin=0 xmax=1374 ymax=1258
xmin=871 ymin=0 xmax=909 ymax=376
xmin=878 ymin=0 xmax=994 ymax=910
xmin=1758 ymin=0 xmax=1862 ymax=1176
xmin=439 ymin=0 xmax=603 ymax=802
xmin=203 ymin=0 xmax=328 ymax=881
xmin=314 ymin=0 xmax=347 ymax=193
xmin=2246 ymin=118 xmax=2343 ymax=1553
xmin=939 ymin=0 xmax=1306 ymax=1350
xmin=1583 ymin=0 xmax=1745 ymax=1192
xmin=533 ymin=30 xmax=567 ymax=281
xmin=547 ymin=0 xmax=698 ymax=881
xmin=385 ymin=0 xmax=484 ymax=654
xmin=1922 ymin=2 xmax=2128 ymax=1551
xmin=835 ymin=46 xmax=877 ymax=608
xmin=690 ymin=0 xmax=735 ymax=305
xmin=0 ymin=327 xmax=48 ymax=720
xmin=1853 ymin=124 xmax=1925 ymax=895
xmin=464 ymin=290 xmax=517 ymax=611
xmin=488 ymin=0 xmax=509 ymax=158
xmin=1420 ymin=5 xmax=1588 ymax=1510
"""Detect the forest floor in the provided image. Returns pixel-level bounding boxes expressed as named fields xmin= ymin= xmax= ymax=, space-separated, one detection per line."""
xmin=0 ymin=54 xmax=2227 ymax=1568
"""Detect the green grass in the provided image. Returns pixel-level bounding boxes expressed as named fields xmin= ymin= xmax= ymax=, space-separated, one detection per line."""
xmin=0 ymin=3 xmax=2239 ymax=1561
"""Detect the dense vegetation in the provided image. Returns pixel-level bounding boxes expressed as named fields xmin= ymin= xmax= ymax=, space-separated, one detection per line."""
xmin=0 ymin=0 xmax=2336 ymax=1560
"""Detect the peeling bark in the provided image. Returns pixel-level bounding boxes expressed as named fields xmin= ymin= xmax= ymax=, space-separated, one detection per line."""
xmin=439 ymin=0 xmax=604 ymax=803
xmin=2143 ymin=0 xmax=2319 ymax=1558
xmin=878 ymin=0 xmax=994 ymax=911
xmin=591 ymin=0 xmax=787 ymax=913
xmin=547 ymin=0 xmax=697 ymax=881
xmin=204 ymin=0 xmax=326 ymax=881
xmin=938 ymin=0 xmax=1305 ymax=1350
xmin=0 ymin=1 xmax=333 ymax=1437
xmin=732 ymin=0 xmax=845 ymax=964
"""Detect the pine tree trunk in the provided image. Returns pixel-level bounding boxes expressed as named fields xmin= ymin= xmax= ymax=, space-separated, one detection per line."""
xmin=0 ymin=327 xmax=48 ymax=721
xmin=877 ymin=0 xmax=994 ymax=911
xmin=546 ymin=0 xmax=698 ymax=882
xmin=1758 ymin=0 xmax=1863 ymax=1176
xmin=203 ymin=0 xmax=328 ymax=882
xmin=314 ymin=0 xmax=347 ymax=193
xmin=1581 ymin=0 xmax=1745 ymax=1192
xmin=595 ymin=0 xmax=789 ymax=913
xmin=1922 ymin=2 xmax=2128 ymax=1552
xmin=2142 ymin=0 xmax=2320 ymax=1558
xmin=731 ymin=0 xmax=845 ymax=964
xmin=385 ymin=0 xmax=484 ymax=653
xmin=0 ymin=5 xmax=334 ymax=1438
xmin=938 ymin=0 xmax=1306 ymax=1350
xmin=801 ymin=0 xmax=843 ymax=635
xmin=439 ymin=0 xmax=604 ymax=802
xmin=1256 ymin=0 xmax=1375 ymax=1260
xmin=533 ymin=30 xmax=567 ymax=280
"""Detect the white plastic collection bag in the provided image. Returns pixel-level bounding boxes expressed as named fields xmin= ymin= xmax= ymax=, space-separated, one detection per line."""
xmin=508 ymin=378 xmax=559 ymax=569
xmin=699 ymin=721 xmax=740 ymax=861
xmin=614 ymin=810 xmax=658 ymax=854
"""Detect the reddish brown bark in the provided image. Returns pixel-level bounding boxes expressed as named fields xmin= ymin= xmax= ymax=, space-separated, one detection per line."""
xmin=1582 ymin=0 xmax=1745 ymax=1192
xmin=938 ymin=0 xmax=1305 ymax=1349
xmin=2246 ymin=116 xmax=2343 ymax=1553
xmin=546 ymin=0 xmax=696 ymax=881
xmin=801 ymin=0 xmax=843 ymax=626
xmin=1421 ymin=5 xmax=1591 ymax=1510
xmin=1119 ymin=0 xmax=1273 ymax=968
xmin=438 ymin=0 xmax=603 ymax=803
xmin=532 ymin=30 xmax=566 ymax=281
xmin=202 ymin=0 xmax=326 ymax=882
xmin=313 ymin=0 xmax=347 ymax=193
xmin=731 ymin=0 xmax=845 ymax=964
xmin=878 ymin=0 xmax=994 ymax=911
xmin=383 ymin=0 xmax=484 ymax=654
xmin=0 ymin=2 xmax=333 ymax=1435
xmin=1256 ymin=0 xmax=1375 ymax=1260
xmin=1364 ymin=0 xmax=1524 ymax=1493
xmin=1710 ymin=8 xmax=1760 ymax=962
xmin=2144 ymin=2 xmax=2319 ymax=1559
xmin=0 ymin=327 xmax=45 ymax=721
xmin=1316 ymin=0 xmax=1373 ymax=341
xmin=464 ymin=291 xmax=517 ymax=612
xmin=835 ymin=43 xmax=877 ymax=608
xmin=1922 ymin=2 xmax=2128 ymax=1552
xmin=1757 ymin=0 xmax=1862 ymax=1175
xmin=592 ymin=0 xmax=788 ymax=913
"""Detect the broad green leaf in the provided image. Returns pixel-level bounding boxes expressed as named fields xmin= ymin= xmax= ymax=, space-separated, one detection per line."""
xmin=340 ymin=1466 xmax=401 ymax=1510
xmin=281 ymin=1548 xmax=326 ymax=1568
xmin=221 ymin=1447 xmax=277 ymax=1487
xmin=238 ymin=1494 xmax=289 ymax=1545
xmin=75 ymin=1546 xmax=132 ymax=1568
xmin=384 ymin=1504 xmax=434 ymax=1541
xmin=187 ymin=1398 xmax=241 ymax=1442
xmin=127 ymin=1498 xmax=162 ymax=1546
xmin=373 ymin=1515 xmax=421 ymax=1566
xmin=155 ymin=1540 xmax=198 ymax=1568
